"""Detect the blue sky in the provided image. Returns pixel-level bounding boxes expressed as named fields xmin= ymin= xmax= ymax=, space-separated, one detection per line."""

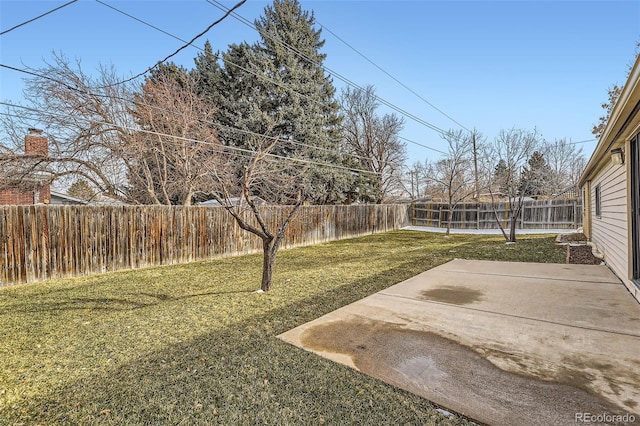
xmin=1 ymin=0 xmax=639 ymax=163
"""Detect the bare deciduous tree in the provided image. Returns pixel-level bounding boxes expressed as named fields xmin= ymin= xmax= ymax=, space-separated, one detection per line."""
xmin=541 ymin=138 xmax=586 ymax=194
xmin=426 ymin=130 xmax=477 ymax=236
xmin=0 ymin=53 xmax=327 ymax=292
xmin=130 ymin=71 xmax=221 ymax=205
xmin=340 ymin=85 xmax=406 ymax=203
xmin=482 ymin=127 xmax=542 ymax=242
xmin=1 ymin=55 xmax=227 ymax=206
xmin=1 ymin=53 xmax=138 ymax=201
xmin=399 ymin=161 xmax=430 ymax=200
xmin=207 ymin=130 xmax=308 ymax=292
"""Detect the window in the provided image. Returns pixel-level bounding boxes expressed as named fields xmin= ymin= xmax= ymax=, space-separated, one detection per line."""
xmin=595 ymin=184 xmax=602 ymax=218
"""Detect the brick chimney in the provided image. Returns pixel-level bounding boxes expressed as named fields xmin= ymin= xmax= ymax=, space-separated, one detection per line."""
xmin=25 ymin=128 xmax=48 ymax=156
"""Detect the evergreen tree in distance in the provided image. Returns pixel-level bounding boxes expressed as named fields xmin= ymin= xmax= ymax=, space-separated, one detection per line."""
xmin=519 ymin=151 xmax=552 ymax=197
xmin=493 ymin=159 xmax=510 ymax=195
xmin=67 ymin=179 xmax=96 ymax=201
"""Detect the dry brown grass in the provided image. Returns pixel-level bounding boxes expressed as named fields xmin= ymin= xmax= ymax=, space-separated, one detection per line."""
xmin=0 ymin=230 xmax=564 ymax=425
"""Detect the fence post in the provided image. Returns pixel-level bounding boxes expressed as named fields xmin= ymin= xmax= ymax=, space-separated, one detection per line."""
xmin=411 ymin=203 xmax=415 ymax=226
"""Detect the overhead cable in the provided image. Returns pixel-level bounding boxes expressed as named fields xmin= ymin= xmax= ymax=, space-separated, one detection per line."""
xmin=0 ymin=63 xmax=369 ymax=163
xmin=99 ymin=0 xmax=460 ymax=150
xmin=92 ymin=0 xmax=247 ymax=88
xmin=95 ymin=1 xmax=450 ymax=154
xmin=0 ymin=0 xmax=79 ymax=36
xmin=0 ymin=101 xmax=380 ymax=176
xmin=315 ymin=19 xmax=471 ymax=133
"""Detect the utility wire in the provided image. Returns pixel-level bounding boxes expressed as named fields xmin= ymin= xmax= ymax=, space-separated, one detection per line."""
xmin=0 ymin=0 xmax=79 ymax=36
xmin=207 ymin=0 xmax=455 ymax=138
xmin=567 ymin=138 xmax=596 ymax=145
xmin=93 ymin=1 xmax=450 ymax=155
xmin=399 ymin=136 xmax=446 ymax=155
xmin=94 ymin=0 xmax=338 ymax=116
xmin=98 ymin=0 xmax=459 ymax=150
xmin=4 ymin=1 xmax=454 ymax=156
xmin=1 ymin=101 xmax=380 ymax=176
xmin=93 ymin=0 xmax=247 ymax=88
xmin=315 ymin=19 xmax=471 ymax=133
xmin=1 ymin=63 xmax=588 ymax=158
xmin=95 ymin=0 xmax=185 ymax=43
xmin=0 ymin=63 xmax=371 ymax=162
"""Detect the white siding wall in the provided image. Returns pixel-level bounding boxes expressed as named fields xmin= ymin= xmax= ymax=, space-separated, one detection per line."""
xmin=591 ymin=162 xmax=628 ymax=281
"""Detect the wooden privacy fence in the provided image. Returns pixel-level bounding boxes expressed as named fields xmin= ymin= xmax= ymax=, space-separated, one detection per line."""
xmin=411 ymin=199 xmax=582 ymax=230
xmin=0 ymin=204 xmax=409 ymax=286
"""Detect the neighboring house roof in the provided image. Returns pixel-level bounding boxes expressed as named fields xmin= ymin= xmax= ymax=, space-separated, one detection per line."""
xmin=552 ymin=185 xmax=579 ymax=199
xmin=512 ymin=196 xmax=537 ymax=203
xmin=198 ymin=196 xmax=267 ymax=206
xmin=49 ymin=190 xmax=88 ymax=205
xmin=0 ymin=162 xmax=49 ymax=188
xmin=49 ymin=188 xmax=128 ymax=206
xmin=580 ymin=54 xmax=640 ymax=186
xmin=87 ymin=196 xmax=126 ymax=206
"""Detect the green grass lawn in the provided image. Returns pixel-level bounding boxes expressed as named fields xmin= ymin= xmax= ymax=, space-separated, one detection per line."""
xmin=0 ymin=230 xmax=565 ymax=425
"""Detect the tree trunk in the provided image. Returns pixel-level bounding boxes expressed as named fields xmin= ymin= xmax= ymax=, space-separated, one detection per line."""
xmin=509 ymin=214 xmax=518 ymax=242
xmin=261 ymin=236 xmax=275 ymax=292
xmin=446 ymin=206 xmax=452 ymax=236
xmin=490 ymin=199 xmax=509 ymax=242
xmin=183 ymin=191 xmax=193 ymax=206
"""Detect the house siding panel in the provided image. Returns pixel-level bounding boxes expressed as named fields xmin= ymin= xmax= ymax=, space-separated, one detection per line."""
xmin=580 ymin=55 xmax=640 ymax=303
xmin=591 ymin=162 xmax=628 ymax=284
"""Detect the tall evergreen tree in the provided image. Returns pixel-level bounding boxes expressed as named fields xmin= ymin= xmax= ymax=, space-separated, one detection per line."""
xmin=193 ymin=40 xmax=223 ymax=110
xmin=210 ymin=0 xmax=351 ymax=204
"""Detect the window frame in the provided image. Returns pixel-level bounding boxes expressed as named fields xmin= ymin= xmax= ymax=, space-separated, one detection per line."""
xmin=595 ymin=184 xmax=602 ymax=218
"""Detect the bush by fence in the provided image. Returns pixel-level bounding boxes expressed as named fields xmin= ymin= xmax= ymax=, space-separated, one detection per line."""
xmin=0 ymin=204 xmax=409 ymax=286
xmin=411 ymin=199 xmax=582 ymax=230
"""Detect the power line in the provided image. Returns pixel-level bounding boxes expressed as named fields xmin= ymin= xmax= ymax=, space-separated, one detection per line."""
xmin=93 ymin=0 xmax=247 ymax=88
xmin=94 ymin=0 xmax=338 ymax=117
xmin=568 ymin=138 xmax=596 ymax=145
xmin=4 ymin=1 xmax=455 ymax=156
xmin=206 ymin=0 xmax=458 ymax=149
xmin=0 ymin=0 xmax=79 ymax=36
xmin=399 ymin=136 xmax=447 ymax=155
xmin=94 ymin=0 xmax=450 ymax=155
xmin=97 ymin=0 xmax=459 ymax=151
xmin=2 ymin=62 xmax=590 ymax=162
xmin=207 ymin=0 xmax=449 ymax=133
xmin=95 ymin=0 xmax=185 ymax=43
xmin=315 ymin=19 xmax=471 ymax=133
xmin=0 ymin=101 xmax=379 ymax=176
xmin=0 ymin=63 xmax=371 ymax=163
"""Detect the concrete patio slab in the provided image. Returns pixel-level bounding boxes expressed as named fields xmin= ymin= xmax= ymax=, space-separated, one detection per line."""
xmin=278 ymin=259 xmax=640 ymax=426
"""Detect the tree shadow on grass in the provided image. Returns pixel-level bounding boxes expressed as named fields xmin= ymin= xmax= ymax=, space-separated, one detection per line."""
xmin=4 ymin=257 xmax=472 ymax=426
xmin=0 ymin=290 xmax=257 ymax=314
xmin=3 ymin=236 xmax=565 ymax=425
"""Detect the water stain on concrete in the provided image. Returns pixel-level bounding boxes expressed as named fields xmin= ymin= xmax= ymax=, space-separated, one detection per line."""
xmin=419 ymin=286 xmax=483 ymax=305
xmin=300 ymin=318 xmax=633 ymax=426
